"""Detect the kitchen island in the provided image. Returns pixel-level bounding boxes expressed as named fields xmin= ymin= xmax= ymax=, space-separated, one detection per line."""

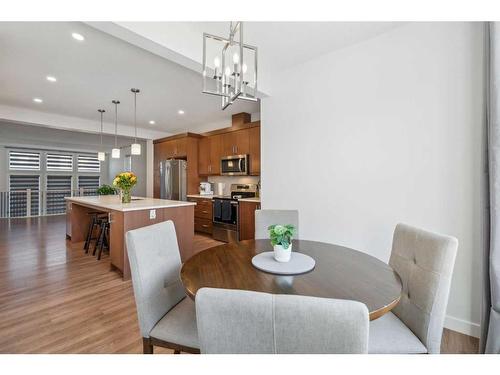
xmin=65 ymin=195 xmax=195 ymax=280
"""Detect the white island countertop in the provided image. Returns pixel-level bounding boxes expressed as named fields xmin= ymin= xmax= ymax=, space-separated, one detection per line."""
xmin=65 ymin=195 xmax=195 ymax=212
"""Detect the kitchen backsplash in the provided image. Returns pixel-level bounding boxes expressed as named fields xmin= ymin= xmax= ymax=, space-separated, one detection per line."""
xmin=207 ymin=176 xmax=260 ymax=196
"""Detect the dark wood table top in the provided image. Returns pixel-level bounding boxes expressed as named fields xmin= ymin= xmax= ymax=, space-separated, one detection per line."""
xmin=180 ymin=239 xmax=402 ymax=320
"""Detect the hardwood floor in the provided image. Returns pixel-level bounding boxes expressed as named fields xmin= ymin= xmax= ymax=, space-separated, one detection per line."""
xmin=0 ymin=215 xmax=479 ymax=354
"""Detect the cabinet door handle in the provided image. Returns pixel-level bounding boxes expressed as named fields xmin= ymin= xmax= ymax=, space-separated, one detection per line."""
xmin=202 ymin=224 xmax=209 ymax=228
xmin=202 ymin=210 xmax=208 ymax=214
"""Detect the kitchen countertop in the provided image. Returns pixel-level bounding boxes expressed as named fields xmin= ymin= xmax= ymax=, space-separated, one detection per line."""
xmin=187 ymin=194 xmax=216 ymax=199
xmin=65 ymin=195 xmax=195 ymax=212
xmin=238 ymin=197 xmax=261 ymax=203
xmin=187 ymin=194 xmax=261 ymax=203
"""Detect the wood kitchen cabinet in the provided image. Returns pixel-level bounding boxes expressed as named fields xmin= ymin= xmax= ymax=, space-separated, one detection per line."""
xmin=209 ymin=135 xmax=222 ymax=174
xmin=238 ymin=200 xmax=261 ymax=241
xmin=198 ymin=137 xmax=210 ymax=176
xmin=187 ymin=197 xmax=213 ymax=235
xmin=222 ymin=129 xmax=250 ymax=156
xmin=249 ymin=126 xmax=260 ymax=175
xmin=198 ymin=134 xmax=223 ymax=176
xmin=164 ymin=138 xmax=187 ymax=158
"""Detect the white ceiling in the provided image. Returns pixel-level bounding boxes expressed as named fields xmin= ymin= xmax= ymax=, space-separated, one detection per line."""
xmin=99 ymin=22 xmax=405 ymax=95
xmin=0 ymin=21 xmax=404 ymax=138
xmin=0 ymin=21 xmax=259 ymax=136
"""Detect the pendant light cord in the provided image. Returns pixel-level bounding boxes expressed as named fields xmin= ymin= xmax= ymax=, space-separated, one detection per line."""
xmin=114 ymin=101 xmax=118 ymax=148
xmin=100 ymin=111 xmax=103 ymax=146
xmin=134 ymin=91 xmax=137 ymax=143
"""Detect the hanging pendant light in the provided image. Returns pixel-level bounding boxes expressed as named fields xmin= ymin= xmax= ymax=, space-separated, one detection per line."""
xmin=130 ymin=88 xmax=141 ymax=155
xmin=97 ymin=109 xmax=106 ymax=161
xmin=112 ymin=100 xmax=120 ymax=158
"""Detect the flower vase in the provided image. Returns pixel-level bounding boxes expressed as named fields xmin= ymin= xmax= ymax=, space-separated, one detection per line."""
xmin=273 ymin=243 xmax=292 ymax=262
xmin=121 ymin=189 xmax=131 ymax=203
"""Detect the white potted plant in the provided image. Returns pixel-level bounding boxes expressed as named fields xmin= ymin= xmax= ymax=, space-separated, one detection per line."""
xmin=268 ymin=224 xmax=296 ymax=262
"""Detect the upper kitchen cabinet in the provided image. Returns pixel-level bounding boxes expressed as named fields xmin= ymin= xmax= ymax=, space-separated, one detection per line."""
xmin=198 ymin=137 xmax=210 ymax=176
xmin=198 ymin=134 xmax=223 ymax=176
xmin=249 ymin=126 xmax=261 ymax=175
xmin=164 ymin=138 xmax=187 ymax=158
xmin=209 ymin=135 xmax=223 ymax=175
xmin=222 ymin=128 xmax=250 ymax=156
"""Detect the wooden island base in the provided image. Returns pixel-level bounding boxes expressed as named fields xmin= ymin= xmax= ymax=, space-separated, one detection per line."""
xmin=66 ymin=196 xmax=194 ymax=280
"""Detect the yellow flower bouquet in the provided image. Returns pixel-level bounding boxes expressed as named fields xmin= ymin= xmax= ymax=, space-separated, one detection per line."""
xmin=112 ymin=172 xmax=138 ymax=203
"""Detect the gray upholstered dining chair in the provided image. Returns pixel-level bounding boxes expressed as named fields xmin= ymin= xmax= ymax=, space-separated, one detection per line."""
xmin=369 ymin=223 xmax=458 ymax=354
xmin=195 ymin=288 xmax=369 ymax=354
xmin=255 ymin=209 xmax=299 ymax=239
xmin=126 ymin=221 xmax=199 ymax=354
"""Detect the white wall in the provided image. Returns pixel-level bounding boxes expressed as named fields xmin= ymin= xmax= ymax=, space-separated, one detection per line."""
xmin=261 ymin=22 xmax=485 ymax=336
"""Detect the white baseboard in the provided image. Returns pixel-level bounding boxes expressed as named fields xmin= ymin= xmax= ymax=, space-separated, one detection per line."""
xmin=444 ymin=315 xmax=480 ymax=338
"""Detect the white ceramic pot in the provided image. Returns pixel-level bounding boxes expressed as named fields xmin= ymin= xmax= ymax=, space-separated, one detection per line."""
xmin=273 ymin=243 xmax=292 ymax=262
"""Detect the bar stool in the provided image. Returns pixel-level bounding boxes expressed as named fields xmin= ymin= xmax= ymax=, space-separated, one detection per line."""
xmin=83 ymin=212 xmax=107 ymax=253
xmin=94 ymin=219 xmax=110 ymax=260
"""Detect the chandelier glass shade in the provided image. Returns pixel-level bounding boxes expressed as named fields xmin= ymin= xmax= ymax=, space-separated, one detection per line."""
xmin=202 ymin=21 xmax=258 ymax=110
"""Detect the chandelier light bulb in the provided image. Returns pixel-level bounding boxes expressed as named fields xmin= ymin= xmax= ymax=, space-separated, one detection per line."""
xmin=214 ymin=57 xmax=221 ymax=68
xmin=232 ymin=53 xmax=239 ymax=64
xmin=242 ymin=63 xmax=248 ymax=74
xmin=224 ymin=66 xmax=231 ymax=76
xmin=112 ymin=148 xmax=120 ymax=159
xmin=97 ymin=152 xmax=105 ymax=161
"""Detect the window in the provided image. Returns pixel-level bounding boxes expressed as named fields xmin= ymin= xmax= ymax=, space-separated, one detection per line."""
xmin=78 ymin=176 xmax=100 ymax=196
xmin=46 ymin=175 xmax=72 ymax=214
xmin=9 ymin=151 xmax=40 ymax=170
xmin=47 ymin=153 xmax=73 ymax=171
xmin=77 ymin=154 xmax=100 ymax=172
xmin=9 ymin=175 xmax=40 ymax=217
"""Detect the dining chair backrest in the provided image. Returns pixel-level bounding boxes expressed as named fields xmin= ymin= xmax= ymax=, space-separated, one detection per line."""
xmin=195 ymin=288 xmax=369 ymax=354
xmin=389 ymin=223 xmax=458 ymax=354
xmin=126 ymin=220 xmax=186 ymax=338
xmin=254 ymin=209 xmax=299 ymax=239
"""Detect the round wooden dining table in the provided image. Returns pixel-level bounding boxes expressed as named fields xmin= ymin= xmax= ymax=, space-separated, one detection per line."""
xmin=180 ymin=239 xmax=402 ymax=320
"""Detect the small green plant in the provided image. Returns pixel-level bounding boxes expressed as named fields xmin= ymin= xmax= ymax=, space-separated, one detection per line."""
xmin=97 ymin=184 xmax=117 ymax=195
xmin=268 ymin=224 xmax=296 ymax=250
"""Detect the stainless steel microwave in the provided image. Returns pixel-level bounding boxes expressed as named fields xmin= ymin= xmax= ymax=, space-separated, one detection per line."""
xmin=221 ymin=154 xmax=249 ymax=176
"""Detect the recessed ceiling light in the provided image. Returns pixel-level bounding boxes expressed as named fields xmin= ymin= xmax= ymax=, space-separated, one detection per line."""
xmin=33 ymin=98 xmax=43 ymax=103
xmin=72 ymin=33 xmax=85 ymax=41
xmin=46 ymin=76 xmax=57 ymax=82
xmin=178 ymin=110 xmax=185 ymax=115
xmin=149 ymin=120 xmax=155 ymax=125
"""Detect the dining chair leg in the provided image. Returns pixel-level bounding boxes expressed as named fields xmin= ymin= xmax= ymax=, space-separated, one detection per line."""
xmin=143 ymin=338 xmax=153 ymax=354
xmin=173 ymin=350 xmax=181 ymax=354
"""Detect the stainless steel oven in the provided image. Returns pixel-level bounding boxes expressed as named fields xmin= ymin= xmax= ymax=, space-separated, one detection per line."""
xmin=212 ymin=184 xmax=258 ymax=243
xmin=212 ymin=198 xmax=239 ymax=243
xmin=221 ymin=154 xmax=248 ymax=176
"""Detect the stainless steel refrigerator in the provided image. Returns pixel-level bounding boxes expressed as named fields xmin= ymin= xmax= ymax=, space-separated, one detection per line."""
xmin=159 ymin=159 xmax=187 ymax=201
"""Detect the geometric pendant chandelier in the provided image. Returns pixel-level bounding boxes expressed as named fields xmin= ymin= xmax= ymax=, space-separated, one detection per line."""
xmin=202 ymin=21 xmax=258 ymax=110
